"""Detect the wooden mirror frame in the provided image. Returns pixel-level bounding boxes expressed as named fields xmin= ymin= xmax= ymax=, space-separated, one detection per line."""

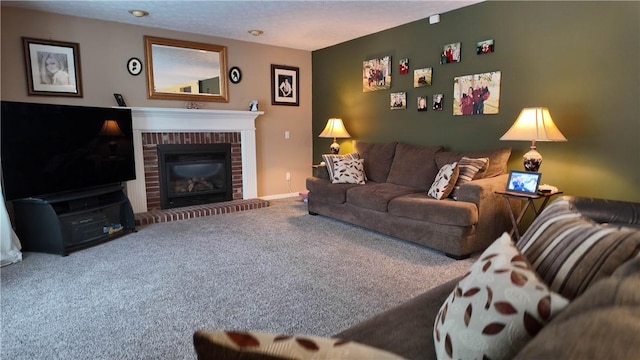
xmin=144 ymin=36 xmax=229 ymax=102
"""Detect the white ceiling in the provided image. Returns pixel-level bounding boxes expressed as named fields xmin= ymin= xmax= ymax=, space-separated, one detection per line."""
xmin=3 ymin=0 xmax=483 ymax=51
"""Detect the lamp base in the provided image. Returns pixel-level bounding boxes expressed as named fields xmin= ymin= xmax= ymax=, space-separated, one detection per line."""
xmin=330 ymin=141 xmax=340 ymax=154
xmin=523 ymin=147 xmax=542 ymax=172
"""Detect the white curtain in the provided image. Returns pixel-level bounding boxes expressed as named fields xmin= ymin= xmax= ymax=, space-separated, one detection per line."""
xmin=1 ymin=178 xmax=22 ymax=267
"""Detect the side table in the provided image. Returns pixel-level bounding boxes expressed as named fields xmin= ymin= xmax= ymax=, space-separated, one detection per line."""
xmin=495 ymin=190 xmax=563 ymax=241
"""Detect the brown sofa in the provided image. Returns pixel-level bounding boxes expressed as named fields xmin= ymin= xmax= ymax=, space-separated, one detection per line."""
xmin=306 ymin=141 xmax=515 ymax=259
xmin=192 ymin=196 xmax=640 ymax=359
xmin=336 ymin=196 xmax=640 ymax=360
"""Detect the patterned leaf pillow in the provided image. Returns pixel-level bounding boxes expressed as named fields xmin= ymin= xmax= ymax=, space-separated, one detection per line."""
xmin=331 ymin=158 xmax=365 ymax=184
xmin=428 ymin=162 xmax=459 ymax=200
xmin=193 ymin=330 xmax=404 ymax=360
xmin=322 ymin=152 xmax=361 ymax=180
xmin=433 ymin=232 xmax=569 ymax=360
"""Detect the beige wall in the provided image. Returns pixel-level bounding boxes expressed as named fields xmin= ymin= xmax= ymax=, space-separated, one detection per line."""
xmin=0 ymin=6 xmax=312 ymax=198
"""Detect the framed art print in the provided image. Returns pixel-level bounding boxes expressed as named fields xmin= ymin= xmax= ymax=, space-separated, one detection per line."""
xmin=271 ymin=64 xmax=299 ymax=106
xmin=22 ymin=37 xmax=83 ymax=97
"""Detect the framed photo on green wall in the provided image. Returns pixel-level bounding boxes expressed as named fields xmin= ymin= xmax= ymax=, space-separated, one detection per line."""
xmin=363 ymin=56 xmax=391 ymax=92
xmin=453 ymin=71 xmax=501 ymax=115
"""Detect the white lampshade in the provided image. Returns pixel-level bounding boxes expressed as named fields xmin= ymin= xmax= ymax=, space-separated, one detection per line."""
xmin=500 ymin=107 xmax=567 ymax=171
xmin=500 ymin=108 xmax=567 ymax=142
xmin=319 ymin=118 xmax=351 ymax=154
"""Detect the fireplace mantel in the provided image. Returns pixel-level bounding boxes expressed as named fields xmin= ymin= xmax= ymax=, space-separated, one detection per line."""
xmin=124 ymin=107 xmax=264 ymax=213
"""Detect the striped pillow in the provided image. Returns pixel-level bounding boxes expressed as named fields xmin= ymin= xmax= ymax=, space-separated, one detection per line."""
xmin=322 ymin=152 xmax=361 ymax=180
xmin=516 ymin=198 xmax=640 ymax=300
xmin=450 ymin=157 xmax=489 ymax=200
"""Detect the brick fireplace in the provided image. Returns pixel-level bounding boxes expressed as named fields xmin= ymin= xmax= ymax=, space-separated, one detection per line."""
xmin=124 ymin=107 xmax=265 ymax=224
xmin=142 ymin=132 xmax=241 ymax=210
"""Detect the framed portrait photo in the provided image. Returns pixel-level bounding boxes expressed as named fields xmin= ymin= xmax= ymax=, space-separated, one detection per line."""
xmin=477 ymin=39 xmax=494 ymax=55
xmin=440 ymin=42 xmax=461 ymax=64
xmin=453 ymin=71 xmax=502 ymax=116
xmin=390 ymin=92 xmax=406 ymax=110
xmin=271 ymin=64 xmax=299 ymax=106
xmin=413 ymin=67 xmax=433 ymax=88
xmin=22 ymin=37 xmax=83 ymax=97
xmin=363 ymin=55 xmax=391 ymax=92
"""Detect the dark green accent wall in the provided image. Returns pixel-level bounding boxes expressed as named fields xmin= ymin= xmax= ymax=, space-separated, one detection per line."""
xmin=312 ymin=1 xmax=639 ymax=202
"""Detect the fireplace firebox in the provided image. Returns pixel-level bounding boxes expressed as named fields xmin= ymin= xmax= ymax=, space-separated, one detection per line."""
xmin=157 ymin=144 xmax=232 ymax=209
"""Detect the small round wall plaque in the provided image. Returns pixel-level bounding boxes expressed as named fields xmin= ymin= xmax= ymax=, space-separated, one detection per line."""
xmin=229 ymin=66 xmax=242 ymax=84
xmin=127 ymin=57 xmax=143 ymax=76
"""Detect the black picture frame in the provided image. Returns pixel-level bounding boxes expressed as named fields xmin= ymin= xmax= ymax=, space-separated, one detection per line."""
xmin=22 ymin=37 xmax=83 ymax=97
xmin=271 ymin=64 xmax=299 ymax=106
xmin=113 ymin=93 xmax=127 ymax=107
xmin=127 ymin=57 xmax=143 ymax=76
xmin=229 ymin=66 xmax=242 ymax=84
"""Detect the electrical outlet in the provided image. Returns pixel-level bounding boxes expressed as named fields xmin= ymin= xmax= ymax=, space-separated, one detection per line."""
xmin=285 ymin=172 xmax=291 ymax=181
xmin=285 ymin=131 xmax=290 ymax=139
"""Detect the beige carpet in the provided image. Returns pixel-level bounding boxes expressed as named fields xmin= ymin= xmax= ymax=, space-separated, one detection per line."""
xmin=1 ymin=197 xmax=473 ymax=359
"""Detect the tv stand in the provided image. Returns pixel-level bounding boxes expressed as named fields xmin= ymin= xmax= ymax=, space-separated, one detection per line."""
xmin=12 ymin=184 xmax=136 ymax=256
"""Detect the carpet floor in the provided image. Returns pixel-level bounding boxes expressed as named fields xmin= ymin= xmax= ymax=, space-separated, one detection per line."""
xmin=1 ymin=198 xmax=473 ymax=359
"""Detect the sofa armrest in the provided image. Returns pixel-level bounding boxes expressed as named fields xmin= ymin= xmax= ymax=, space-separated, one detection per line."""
xmin=314 ymin=164 xmax=330 ymax=180
xmin=562 ymin=196 xmax=640 ymax=226
xmin=455 ymin=174 xmax=516 ymax=249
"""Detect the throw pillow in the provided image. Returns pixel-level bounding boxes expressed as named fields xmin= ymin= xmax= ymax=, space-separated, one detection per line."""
xmin=427 ymin=162 xmax=459 ymax=200
xmin=433 ymin=233 xmax=569 ymax=360
xmin=449 ymin=157 xmax=489 ymax=200
xmin=321 ymin=152 xmax=361 ymax=180
xmin=331 ymin=158 xmax=365 ymax=184
xmin=193 ymin=330 xmax=405 ymax=360
xmin=516 ymin=198 xmax=640 ymax=300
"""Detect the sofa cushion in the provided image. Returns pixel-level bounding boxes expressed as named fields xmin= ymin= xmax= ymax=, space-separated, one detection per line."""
xmin=193 ymin=330 xmax=404 ymax=360
xmin=428 ymin=162 xmax=459 ymax=200
xmin=354 ymin=141 xmax=398 ymax=183
xmin=387 ymin=143 xmax=444 ymax=190
xmin=331 ymin=158 xmax=366 ymax=184
xmin=335 ymin=277 xmax=461 ymax=360
xmin=433 ymin=233 xmax=568 ymax=360
xmin=516 ymin=198 xmax=640 ymax=300
xmin=388 ymin=193 xmax=477 ymax=227
xmin=449 ymin=157 xmax=489 ymax=200
xmin=322 ymin=152 xmax=361 ymax=180
xmin=435 ymin=147 xmax=511 ymax=179
xmin=347 ymin=182 xmax=422 ymax=212
xmin=305 ymin=177 xmax=360 ymax=204
xmin=514 ymin=258 xmax=640 ymax=360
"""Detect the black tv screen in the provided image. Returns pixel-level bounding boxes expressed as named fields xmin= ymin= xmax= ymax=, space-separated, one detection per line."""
xmin=1 ymin=101 xmax=136 ymax=201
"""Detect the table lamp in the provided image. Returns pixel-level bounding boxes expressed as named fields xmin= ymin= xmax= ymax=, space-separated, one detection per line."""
xmin=319 ymin=118 xmax=351 ymax=154
xmin=500 ymin=107 xmax=567 ymax=172
xmin=99 ymin=119 xmax=125 ymax=157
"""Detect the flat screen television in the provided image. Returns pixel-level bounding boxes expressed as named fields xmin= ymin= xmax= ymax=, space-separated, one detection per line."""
xmin=1 ymin=101 xmax=136 ymax=201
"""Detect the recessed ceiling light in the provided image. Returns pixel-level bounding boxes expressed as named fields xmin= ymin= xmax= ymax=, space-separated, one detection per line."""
xmin=248 ymin=30 xmax=264 ymax=36
xmin=129 ymin=10 xmax=149 ymax=18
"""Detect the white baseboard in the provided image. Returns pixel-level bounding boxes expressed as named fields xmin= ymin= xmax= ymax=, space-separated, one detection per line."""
xmin=259 ymin=193 xmax=300 ymax=201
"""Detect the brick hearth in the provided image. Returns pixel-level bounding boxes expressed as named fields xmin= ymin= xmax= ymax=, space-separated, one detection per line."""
xmin=134 ymin=198 xmax=269 ymax=226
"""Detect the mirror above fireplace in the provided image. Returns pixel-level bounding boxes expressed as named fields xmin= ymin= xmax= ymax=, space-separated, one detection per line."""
xmin=144 ymin=36 xmax=229 ymax=102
